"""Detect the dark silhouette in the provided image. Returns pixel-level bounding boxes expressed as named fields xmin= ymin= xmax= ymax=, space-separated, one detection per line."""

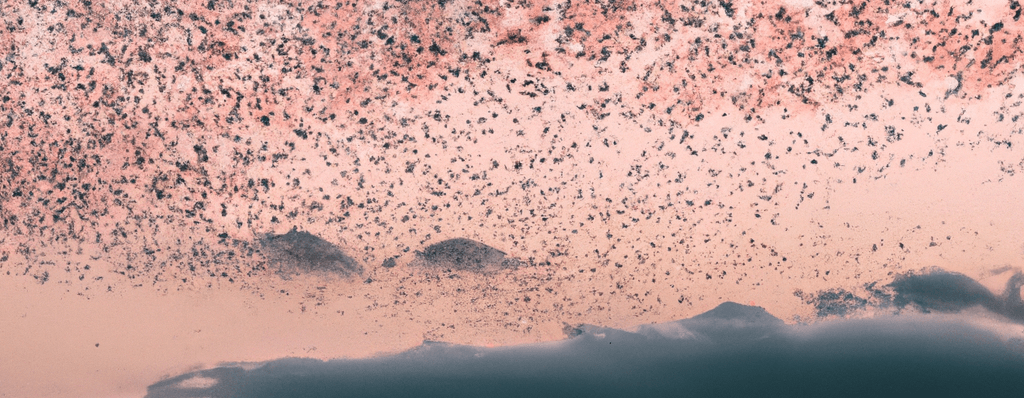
xmin=259 ymin=227 xmax=362 ymax=277
xmin=890 ymin=268 xmax=1024 ymax=323
xmin=413 ymin=238 xmax=521 ymax=272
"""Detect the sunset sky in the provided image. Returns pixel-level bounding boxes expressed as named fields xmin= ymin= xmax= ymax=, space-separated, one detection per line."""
xmin=1 ymin=0 xmax=1023 ymax=396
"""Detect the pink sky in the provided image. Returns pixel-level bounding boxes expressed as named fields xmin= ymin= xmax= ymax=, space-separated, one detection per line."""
xmin=1 ymin=0 xmax=1022 ymax=396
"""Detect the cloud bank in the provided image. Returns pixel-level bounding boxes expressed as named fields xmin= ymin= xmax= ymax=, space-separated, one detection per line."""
xmin=148 ymin=299 xmax=1024 ymax=398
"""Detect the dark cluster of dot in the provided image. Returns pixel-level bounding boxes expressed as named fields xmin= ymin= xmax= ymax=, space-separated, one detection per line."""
xmin=1 ymin=0 xmax=1021 ymax=324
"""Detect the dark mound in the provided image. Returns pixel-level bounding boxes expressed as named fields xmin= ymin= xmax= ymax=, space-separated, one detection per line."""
xmin=671 ymin=302 xmax=785 ymax=342
xmin=890 ymin=269 xmax=998 ymax=312
xmin=691 ymin=301 xmax=784 ymax=325
xmin=260 ymin=228 xmax=362 ymax=277
xmin=413 ymin=238 xmax=519 ymax=272
xmin=889 ymin=268 xmax=1024 ymax=323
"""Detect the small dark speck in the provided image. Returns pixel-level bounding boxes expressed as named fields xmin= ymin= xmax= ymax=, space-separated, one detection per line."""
xmin=429 ymin=42 xmax=446 ymax=55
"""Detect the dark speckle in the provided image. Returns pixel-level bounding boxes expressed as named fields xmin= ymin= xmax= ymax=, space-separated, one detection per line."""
xmin=413 ymin=238 xmax=520 ymax=272
xmin=796 ymin=288 xmax=868 ymax=318
xmin=260 ymin=227 xmax=362 ymax=278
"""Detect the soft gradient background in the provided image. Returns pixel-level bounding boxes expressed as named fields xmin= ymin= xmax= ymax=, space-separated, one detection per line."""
xmin=1 ymin=0 xmax=1022 ymax=396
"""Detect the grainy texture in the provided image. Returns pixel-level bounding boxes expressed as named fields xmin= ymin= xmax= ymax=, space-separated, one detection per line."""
xmin=412 ymin=238 xmax=521 ymax=272
xmin=1 ymin=0 xmax=1023 ymax=396
xmin=260 ymin=228 xmax=363 ymax=277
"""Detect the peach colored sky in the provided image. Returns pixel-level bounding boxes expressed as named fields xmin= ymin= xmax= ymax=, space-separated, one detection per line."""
xmin=1 ymin=0 xmax=1023 ymax=396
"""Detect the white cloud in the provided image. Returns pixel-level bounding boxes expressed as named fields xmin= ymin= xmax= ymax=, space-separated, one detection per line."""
xmin=175 ymin=375 xmax=218 ymax=389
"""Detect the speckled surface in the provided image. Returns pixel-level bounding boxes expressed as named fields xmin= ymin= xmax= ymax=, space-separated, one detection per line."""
xmin=1 ymin=0 xmax=1023 ymax=396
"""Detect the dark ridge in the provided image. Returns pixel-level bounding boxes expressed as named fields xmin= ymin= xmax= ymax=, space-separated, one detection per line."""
xmin=668 ymin=302 xmax=785 ymax=342
xmin=891 ymin=269 xmax=999 ymax=312
xmin=634 ymin=300 xmax=786 ymax=341
xmin=889 ymin=268 xmax=1024 ymax=323
xmin=259 ymin=228 xmax=362 ymax=277
xmin=792 ymin=269 xmax=1024 ymax=324
xmin=413 ymin=238 xmax=520 ymax=272
xmin=690 ymin=301 xmax=784 ymax=325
